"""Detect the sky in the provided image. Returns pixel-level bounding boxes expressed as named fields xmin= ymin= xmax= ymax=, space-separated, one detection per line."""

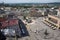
xmin=0 ymin=0 xmax=60 ymax=3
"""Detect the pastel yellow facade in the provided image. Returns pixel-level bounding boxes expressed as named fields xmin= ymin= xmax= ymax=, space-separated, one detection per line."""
xmin=47 ymin=14 xmax=60 ymax=28
xmin=44 ymin=9 xmax=60 ymax=29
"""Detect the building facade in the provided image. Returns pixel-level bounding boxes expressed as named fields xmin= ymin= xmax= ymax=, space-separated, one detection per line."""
xmin=44 ymin=8 xmax=60 ymax=29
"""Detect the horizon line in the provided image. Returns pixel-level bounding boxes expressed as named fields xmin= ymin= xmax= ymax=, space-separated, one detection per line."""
xmin=0 ymin=2 xmax=60 ymax=4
